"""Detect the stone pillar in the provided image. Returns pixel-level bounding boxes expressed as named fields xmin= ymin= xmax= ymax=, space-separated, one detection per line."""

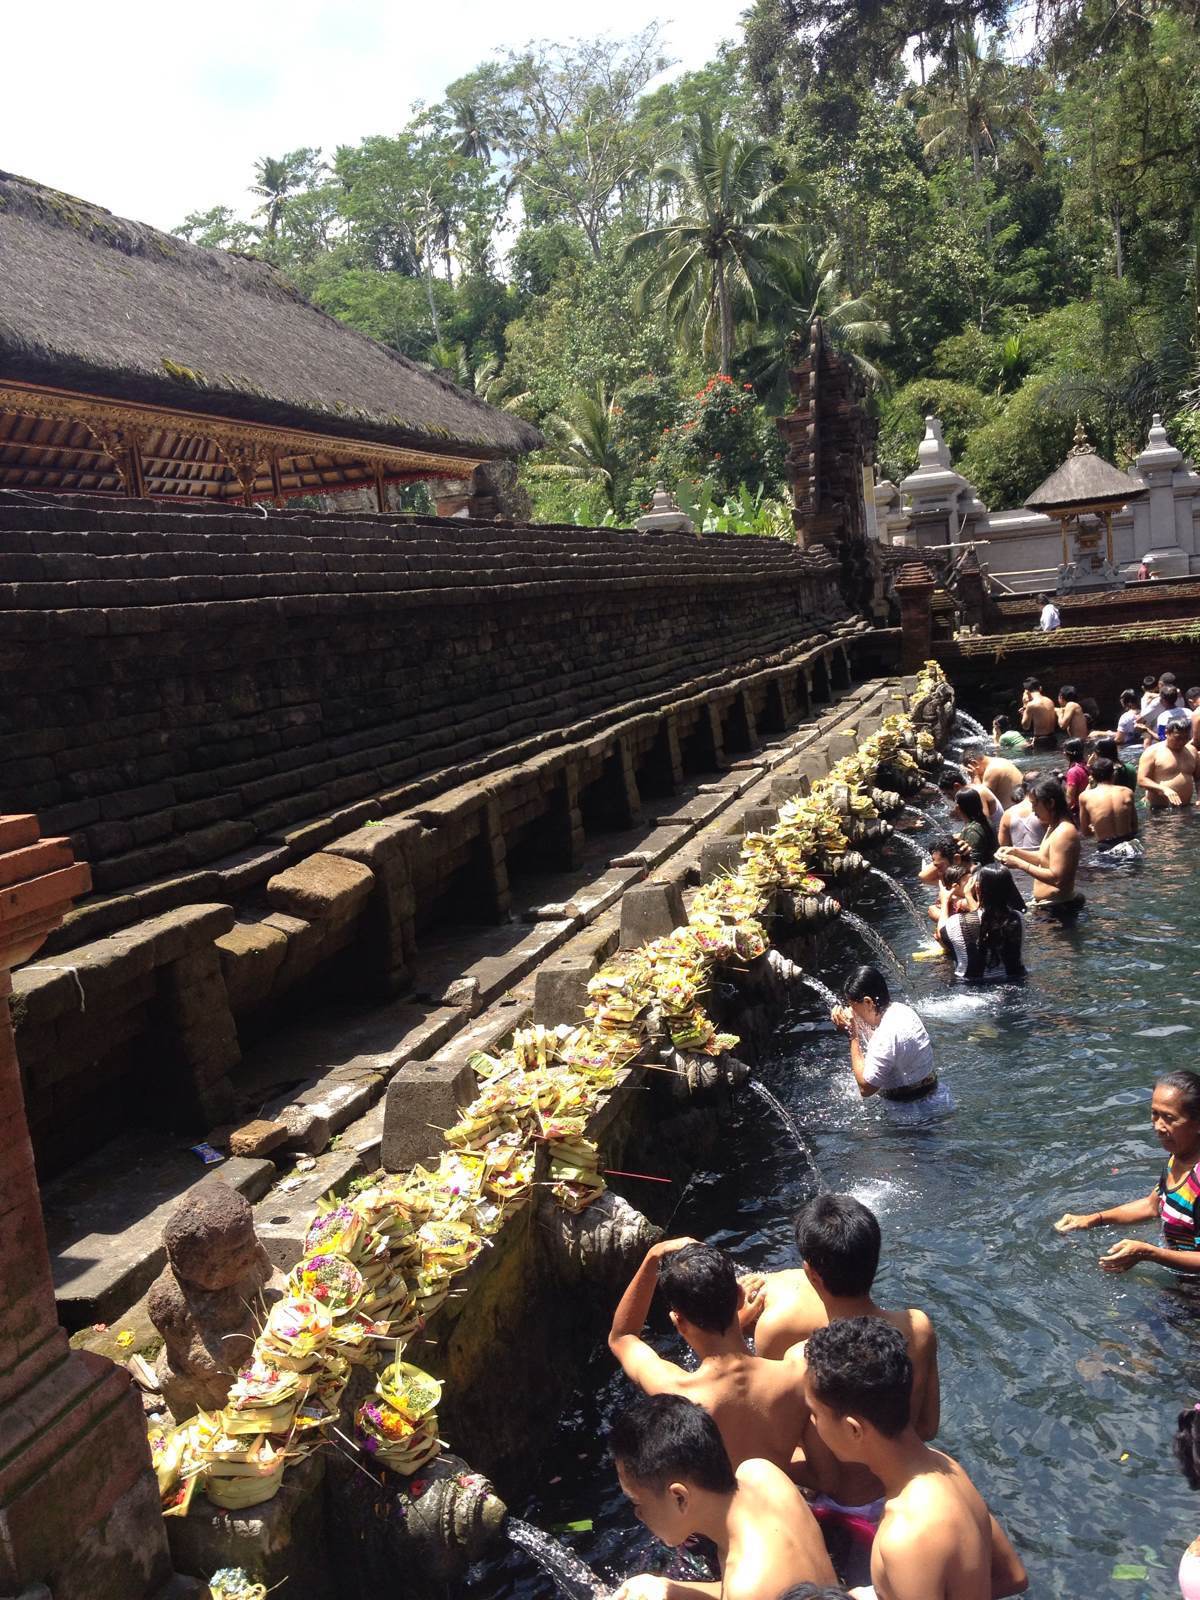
xmin=0 ymin=815 xmax=186 ymax=1600
xmin=894 ymin=562 xmax=936 ymax=672
xmin=433 ymin=466 xmax=499 ymax=520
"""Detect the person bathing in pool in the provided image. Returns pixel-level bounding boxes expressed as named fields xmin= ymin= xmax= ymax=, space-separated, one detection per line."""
xmin=995 ymin=778 xmax=1080 ymax=908
xmin=1055 ymin=1070 xmax=1200 ymax=1273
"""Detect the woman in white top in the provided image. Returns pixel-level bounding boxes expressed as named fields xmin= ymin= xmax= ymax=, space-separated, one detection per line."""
xmin=831 ymin=966 xmax=938 ymax=1104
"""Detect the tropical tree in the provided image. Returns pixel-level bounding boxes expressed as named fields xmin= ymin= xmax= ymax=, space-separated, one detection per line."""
xmin=625 ymin=113 xmax=812 ymax=374
xmin=739 ymin=236 xmax=891 ymax=404
xmin=535 ymin=382 xmax=626 ymax=510
xmin=251 ymin=149 xmax=322 ymax=237
xmin=446 ymin=93 xmax=499 ymax=164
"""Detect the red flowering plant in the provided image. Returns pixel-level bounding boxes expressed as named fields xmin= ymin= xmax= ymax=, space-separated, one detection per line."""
xmin=650 ymin=374 xmax=784 ymax=499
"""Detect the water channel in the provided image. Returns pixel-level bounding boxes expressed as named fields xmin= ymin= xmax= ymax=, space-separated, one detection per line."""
xmin=470 ymin=795 xmax=1200 ymax=1600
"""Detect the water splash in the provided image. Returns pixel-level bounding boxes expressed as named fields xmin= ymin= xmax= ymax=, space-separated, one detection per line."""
xmin=842 ymin=911 xmax=906 ymax=979
xmin=747 ymin=1079 xmax=825 ymax=1189
xmin=900 ymin=803 xmax=930 ymax=826
xmin=954 ymin=710 xmax=990 ymax=740
xmin=867 ymin=866 xmax=930 ymax=940
xmin=888 ymin=829 xmax=928 ymax=866
xmin=507 ymin=1518 xmax=608 ymax=1600
xmin=941 ymin=758 xmax=967 ymax=781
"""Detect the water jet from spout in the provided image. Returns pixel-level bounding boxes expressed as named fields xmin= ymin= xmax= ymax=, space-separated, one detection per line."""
xmin=506 ymin=1517 xmax=608 ymax=1600
xmin=841 ymin=911 xmax=906 ymax=979
xmin=866 ymin=866 xmax=930 ymax=941
xmin=747 ymin=1079 xmax=825 ymax=1190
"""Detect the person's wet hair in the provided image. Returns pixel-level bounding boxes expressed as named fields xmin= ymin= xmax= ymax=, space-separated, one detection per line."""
xmin=805 ymin=1317 xmax=913 ymax=1438
xmin=954 ymin=787 xmax=987 ymax=824
xmin=794 ymin=1194 xmax=881 ymax=1298
xmin=776 ymin=1587 xmax=855 ymax=1600
xmin=1093 ymin=737 xmax=1119 ymax=762
xmin=993 ymin=714 xmax=1012 ymax=734
xmin=1165 ymin=714 xmax=1191 ymax=739
xmin=1120 ymin=689 xmax=1138 ymax=708
xmin=1157 ymin=1071 xmax=1200 ymax=1120
xmin=608 ymin=1394 xmax=736 ymax=1494
xmin=1090 ymin=757 xmax=1116 ymax=785
xmin=941 ymin=864 xmax=967 ymax=888
xmin=937 ymin=770 xmax=961 ymax=793
xmin=1143 ymin=674 xmax=1158 ymax=691
xmin=1063 ymin=738 xmax=1085 ymax=762
xmin=1059 ymin=685 xmax=1077 ymax=703
xmin=1032 ymin=777 xmax=1071 ymax=822
xmin=1175 ymin=1405 xmax=1200 ymax=1491
xmin=1023 ymin=676 xmax=1042 ymax=692
xmin=842 ymin=965 xmax=890 ymax=1010
xmin=1161 ymin=672 xmax=1177 ymax=686
xmin=1161 ymin=686 xmax=1180 ymax=707
xmin=658 ymin=1242 xmax=739 ymax=1335
xmin=929 ymin=833 xmax=956 ymax=864
xmin=1188 ymin=687 xmax=1200 ymax=707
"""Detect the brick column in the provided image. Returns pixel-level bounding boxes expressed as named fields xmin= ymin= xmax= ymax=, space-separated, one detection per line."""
xmin=894 ymin=561 xmax=937 ymax=673
xmin=0 ymin=816 xmax=185 ymax=1600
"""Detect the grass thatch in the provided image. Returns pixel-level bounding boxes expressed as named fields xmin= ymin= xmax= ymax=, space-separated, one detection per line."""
xmin=0 ymin=171 xmax=541 ymax=461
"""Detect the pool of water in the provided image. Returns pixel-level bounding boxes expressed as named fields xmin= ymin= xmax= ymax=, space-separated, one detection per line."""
xmin=469 ymin=799 xmax=1200 ymax=1600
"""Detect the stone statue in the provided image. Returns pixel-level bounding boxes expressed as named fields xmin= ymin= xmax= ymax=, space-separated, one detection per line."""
xmin=148 ymin=1183 xmax=281 ymax=1420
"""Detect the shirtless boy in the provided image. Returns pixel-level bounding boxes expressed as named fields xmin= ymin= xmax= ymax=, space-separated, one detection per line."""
xmin=1018 ymin=679 xmax=1056 ymax=748
xmin=1055 ymin=685 xmax=1088 ymax=741
xmin=1078 ymin=758 xmax=1140 ymax=852
xmin=1138 ymin=718 xmax=1197 ymax=808
xmin=996 ymin=778 xmax=1080 ymax=907
xmin=609 ymin=1238 xmax=809 ymax=1472
xmin=608 ymin=1394 xmax=838 ymax=1600
xmin=803 ymin=1319 xmax=1028 ymax=1600
xmin=918 ymin=835 xmax=961 ymax=924
xmin=967 ymin=749 xmax=1023 ymax=810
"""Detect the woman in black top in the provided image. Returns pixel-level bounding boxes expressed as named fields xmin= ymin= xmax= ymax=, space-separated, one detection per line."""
xmin=953 ymin=787 xmax=998 ymax=866
xmin=939 ymin=862 xmax=1026 ymax=981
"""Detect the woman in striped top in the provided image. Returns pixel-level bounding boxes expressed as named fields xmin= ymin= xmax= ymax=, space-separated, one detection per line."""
xmin=1053 ymin=1071 xmax=1200 ymax=1272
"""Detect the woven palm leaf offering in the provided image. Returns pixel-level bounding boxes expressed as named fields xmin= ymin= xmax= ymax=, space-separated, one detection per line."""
xmin=303 ymin=1201 xmax=368 ymax=1261
xmin=201 ymin=1427 xmax=291 ymax=1510
xmin=356 ymin=1359 xmax=443 ymax=1475
xmin=209 ymin=1572 xmax=268 ymax=1600
xmin=292 ymin=1355 xmax=350 ymax=1431
xmin=287 ymin=1252 xmax=365 ymax=1317
xmin=258 ymin=1294 xmax=333 ymax=1371
xmin=480 ymin=1137 xmax=536 ymax=1212
xmin=149 ymin=1417 xmax=201 ymax=1517
xmin=548 ymin=1134 xmax=606 ymax=1213
xmin=222 ymin=1360 xmax=305 ymax=1436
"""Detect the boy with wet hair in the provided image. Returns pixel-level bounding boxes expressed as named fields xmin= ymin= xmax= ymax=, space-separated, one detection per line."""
xmin=917 ymin=834 xmax=963 ymax=923
xmin=609 ymin=1238 xmax=809 ymax=1471
xmin=803 ymin=1319 xmax=1027 ymax=1600
xmin=1055 ymin=686 xmax=1088 ymax=741
xmin=1018 ymin=679 xmax=1056 ymax=747
xmin=607 ymin=1394 xmax=837 ymax=1600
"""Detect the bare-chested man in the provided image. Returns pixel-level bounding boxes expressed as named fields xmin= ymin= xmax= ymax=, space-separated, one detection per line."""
xmin=966 ymin=749 xmax=1023 ymax=810
xmin=996 ymin=777 xmax=1081 ymax=907
xmin=1018 ymin=678 xmax=1057 ymax=748
xmin=1056 ymin=684 xmax=1088 ymax=741
xmin=609 ymin=1394 xmax=837 ymax=1600
xmin=1078 ymin=757 xmax=1140 ymax=853
xmin=804 ymin=1320 xmax=1028 ymax=1600
xmin=918 ymin=835 xmax=963 ymax=925
xmin=610 ymin=1238 xmax=808 ymax=1473
xmin=1139 ymin=717 xmax=1197 ymax=808
xmin=739 ymin=1196 xmax=939 ymax=1585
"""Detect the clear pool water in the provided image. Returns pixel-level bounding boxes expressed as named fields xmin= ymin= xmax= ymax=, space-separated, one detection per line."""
xmin=470 ymin=800 xmax=1200 ymax=1600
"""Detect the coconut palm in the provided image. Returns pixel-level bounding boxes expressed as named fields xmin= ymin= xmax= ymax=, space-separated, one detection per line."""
xmin=251 ymin=150 xmax=321 ymax=238
xmin=535 ymin=383 xmax=625 ymax=511
xmin=917 ymin=30 xmax=1041 ymax=245
xmin=624 ymin=113 xmax=812 ymax=375
xmin=446 ymin=94 xmax=498 ymax=165
xmin=739 ymin=237 xmax=891 ymax=406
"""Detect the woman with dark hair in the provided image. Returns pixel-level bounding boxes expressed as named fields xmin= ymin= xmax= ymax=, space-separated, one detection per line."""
xmin=952 ymin=787 xmax=998 ymax=866
xmin=1174 ymin=1407 xmax=1200 ymax=1597
xmin=938 ymin=863 xmax=1026 ymax=982
xmin=997 ymin=778 xmax=1081 ymax=910
xmin=831 ymin=966 xmax=946 ymax=1110
xmin=1062 ymin=737 xmax=1089 ymax=818
xmin=1054 ymin=1071 xmax=1200 ymax=1272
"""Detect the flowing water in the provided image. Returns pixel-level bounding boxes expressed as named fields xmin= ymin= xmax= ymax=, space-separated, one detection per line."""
xmin=746 ymin=1078 xmax=825 ymax=1192
xmin=506 ymin=1518 xmax=608 ymax=1599
xmin=467 ymin=803 xmax=1200 ymax=1600
xmin=841 ymin=909 xmax=907 ymax=978
xmin=867 ymin=865 xmax=930 ymax=940
xmin=887 ymin=828 xmax=930 ymax=866
xmin=942 ymin=758 xmax=968 ymax=780
xmin=765 ymin=949 xmax=839 ymax=1011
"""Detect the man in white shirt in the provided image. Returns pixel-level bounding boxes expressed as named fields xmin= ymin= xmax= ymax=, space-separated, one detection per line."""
xmin=831 ymin=966 xmax=938 ymax=1105
xmin=1038 ymin=592 xmax=1061 ymax=631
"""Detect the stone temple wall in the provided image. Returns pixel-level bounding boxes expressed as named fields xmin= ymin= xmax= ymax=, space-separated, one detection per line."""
xmin=0 ymin=495 xmax=860 ymax=1178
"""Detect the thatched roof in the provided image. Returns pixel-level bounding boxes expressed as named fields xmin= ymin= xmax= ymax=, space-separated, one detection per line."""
xmin=0 ymin=171 xmax=541 ymax=462
xmin=1024 ymin=422 xmax=1143 ymax=513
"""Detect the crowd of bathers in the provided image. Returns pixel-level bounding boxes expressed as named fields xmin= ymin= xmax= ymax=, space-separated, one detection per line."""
xmin=587 ymin=670 xmax=1200 ymax=1600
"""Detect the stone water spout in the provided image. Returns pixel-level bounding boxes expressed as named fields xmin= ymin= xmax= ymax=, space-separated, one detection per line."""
xmin=401 ymin=1455 xmax=507 ymax=1573
xmin=665 ymin=1049 xmax=752 ymax=1098
xmin=875 ymin=758 xmax=926 ymax=797
xmin=815 ymin=849 xmax=869 ymax=881
xmin=870 ymin=787 xmax=904 ymax=816
xmin=845 ymin=817 xmax=894 ymax=847
xmin=541 ymin=1188 xmax=662 ymax=1288
xmin=776 ymin=890 xmax=842 ymax=930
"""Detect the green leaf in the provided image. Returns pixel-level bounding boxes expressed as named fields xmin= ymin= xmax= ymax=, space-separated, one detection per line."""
xmin=1111 ymin=1563 xmax=1148 ymax=1580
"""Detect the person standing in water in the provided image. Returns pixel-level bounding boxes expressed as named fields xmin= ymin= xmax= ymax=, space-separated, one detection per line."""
xmin=1078 ymin=757 xmax=1141 ymax=855
xmin=1172 ymin=1406 xmax=1200 ymax=1600
xmin=938 ymin=863 xmax=1026 ymax=982
xmin=991 ymin=715 xmax=1030 ymax=755
xmin=608 ymin=1238 xmax=809 ymax=1471
xmin=830 ymin=967 xmax=941 ymax=1108
xmin=1138 ymin=717 xmax=1197 ymax=808
xmin=1019 ymin=678 xmax=1058 ymax=749
xmin=607 ymin=1394 xmax=838 ymax=1600
xmin=1061 ymin=738 xmax=1090 ymax=820
xmin=952 ymin=787 xmax=999 ymax=866
xmin=997 ymin=782 xmax=1046 ymax=853
xmin=966 ymin=748 xmax=1023 ymax=811
xmin=1054 ymin=1071 xmax=1200 ymax=1274
xmin=802 ymin=1319 xmax=1028 ymax=1600
xmin=996 ymin=778 xmax=1081 ymax=910
xmin=1056 ymin=686 xmax=1088 ymax=742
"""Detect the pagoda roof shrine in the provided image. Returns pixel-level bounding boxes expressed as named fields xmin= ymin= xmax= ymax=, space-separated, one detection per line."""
xmin=0 ymin=171 xmax=541 ymax=504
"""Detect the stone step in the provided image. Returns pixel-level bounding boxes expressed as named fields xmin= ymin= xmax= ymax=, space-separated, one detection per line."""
xmin=44 ymin=1137 xmax=276 ymax=1331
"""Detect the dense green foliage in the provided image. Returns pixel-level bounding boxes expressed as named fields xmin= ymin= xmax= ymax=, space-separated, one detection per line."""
xmin=178 ymin=3 xmax=1200 ymax=524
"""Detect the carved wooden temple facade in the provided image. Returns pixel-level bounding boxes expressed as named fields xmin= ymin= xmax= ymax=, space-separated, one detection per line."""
xmin=0 ymin=171 xmax=540 ymax=506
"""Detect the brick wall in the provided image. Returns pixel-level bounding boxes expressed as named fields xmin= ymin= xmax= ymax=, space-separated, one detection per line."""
xmin=0 ymin=498 xmax=846 ymax=899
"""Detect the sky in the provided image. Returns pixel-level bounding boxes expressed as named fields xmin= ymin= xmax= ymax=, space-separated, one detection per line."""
xmin=2 ymin=0 xmax=742 ymax=234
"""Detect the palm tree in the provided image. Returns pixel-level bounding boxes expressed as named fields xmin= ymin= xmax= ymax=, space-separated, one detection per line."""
xmin=624 ymin=113 xmax=812 ymax=375
xmin=446 ymin=94 xmax=497 ymax=164
xmin=916 ymin=31 xmax=1042 ymax=245
xmin=251 ymin=150 xmax=321 ymax=238
xmin=535 ymin=383 xmax=625 ymax=511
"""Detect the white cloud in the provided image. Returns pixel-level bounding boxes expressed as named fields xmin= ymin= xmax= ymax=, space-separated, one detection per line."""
xmin=2 ymin=0 xmax=740 ymax=231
